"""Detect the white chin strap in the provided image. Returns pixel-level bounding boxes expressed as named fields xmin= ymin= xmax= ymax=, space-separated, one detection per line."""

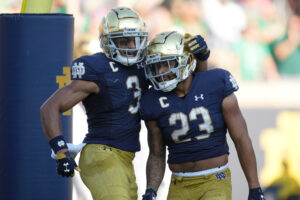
xmin=158 ymin=79 xmax=178 ymax=92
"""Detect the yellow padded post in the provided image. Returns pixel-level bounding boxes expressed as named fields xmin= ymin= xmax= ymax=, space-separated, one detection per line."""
xmin=21 ymin=0 xmax=54 ymax=13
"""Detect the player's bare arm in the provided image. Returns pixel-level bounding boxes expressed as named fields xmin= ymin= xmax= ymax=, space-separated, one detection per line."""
xmin=145 ymin=120 xmax=166 ymax=192
xmin=222 ymin=93 xmax=260 ymax=189
xmin=40 ymin=80 xmax=99 ymax=142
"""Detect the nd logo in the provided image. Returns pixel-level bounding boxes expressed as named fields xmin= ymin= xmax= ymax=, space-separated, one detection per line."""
xmin=56 ymin=66 xmax=71 ymax=116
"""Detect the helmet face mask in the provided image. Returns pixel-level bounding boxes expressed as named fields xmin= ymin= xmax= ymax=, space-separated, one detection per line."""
xmin=145 ymin=32 xmax=196 ymax=92
xmin=145 ymin=54 xmax=187 ymax=92
xmin=99 ymin=8 xmax=148 ymax=66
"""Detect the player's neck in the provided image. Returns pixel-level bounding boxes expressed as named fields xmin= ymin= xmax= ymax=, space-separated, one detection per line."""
xmin=174 ymin=75 xmax=193 ymax=98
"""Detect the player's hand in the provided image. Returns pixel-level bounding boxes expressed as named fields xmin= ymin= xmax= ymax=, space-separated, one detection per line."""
xmin=56 ymin=152 xmax=80 ymax=177
xmin=248 ymin=187 xmax=265 ymax=200
xmin=142 ymin=188 xmax=156 ymax=200
xmin=184 ymin=33 xmax=210 ymax=61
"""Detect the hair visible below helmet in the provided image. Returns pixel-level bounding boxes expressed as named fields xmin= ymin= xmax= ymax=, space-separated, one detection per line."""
xmin=145 ymin=31 xmax=196 ymax=92
xmin=99 ymin=7 xmax=148 ymax=66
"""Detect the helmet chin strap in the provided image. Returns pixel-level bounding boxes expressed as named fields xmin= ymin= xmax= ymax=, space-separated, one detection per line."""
xmin=109 ymin=42 xmax=144 ymax=66
xmin=115 ymin=53 xmax=138 ymax=66
xmin=158 ymin=79 xmax=178 ymax=92
xmin=156 ymin=60 xmax=195 ymax=92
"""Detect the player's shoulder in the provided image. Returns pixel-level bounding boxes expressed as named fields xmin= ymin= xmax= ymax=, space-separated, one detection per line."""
xmin=195 ymin=68 xmax=233 ymax=82
xmin=194 ymin=67 xmax=239 ymax=94
xmin=72 ymin=52 xmax=108 ymax=72
xmin=210 ymin=68 xmax=238 ymax=87
xmin=141 ymin=87 xmax=159 ymax=102
xmin=212 ymin=67 xmax=231 ymax=77
xmin=71 ymin=52 xmax=110 ymax=80
xmin=73 ymin=52 xmax=106 ymax=62
xmin=141 ymin=87 xmax=167 ymax=109
xmin=205 ymin=67 xmax=230 ymax=77
xmin=140 ymin=87 xmax=166 ymax=120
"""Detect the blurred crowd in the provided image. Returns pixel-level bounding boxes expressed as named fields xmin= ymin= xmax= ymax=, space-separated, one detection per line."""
xmin=1 ymin=0 xmax=300 ymax=82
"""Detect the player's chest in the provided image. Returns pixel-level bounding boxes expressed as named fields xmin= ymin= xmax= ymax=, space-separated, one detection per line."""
xmin=157 ymin=89 xmax=221 ymax=113
xmin=156 ymin=91 xmax=222 ymax=129
xmin=101 ymin=68 xmax=144 ymax=94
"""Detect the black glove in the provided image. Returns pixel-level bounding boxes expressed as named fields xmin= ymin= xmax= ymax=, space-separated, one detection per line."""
xmin=248 ymin=187 xmax=265 ymax=200
xmin=56 ymin=152 xmax=80 ymax=177
xmin=142 ymin=188 xmax=156 ymax=200
xmin=185 ymin=33 xmax=210 ymax=61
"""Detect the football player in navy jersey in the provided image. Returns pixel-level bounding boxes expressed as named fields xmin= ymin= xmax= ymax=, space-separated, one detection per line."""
xmin=40 ymin=6 xmax=210 ymax=200
xmin=140 ymin=31 xmax=265 ymax=200
xmin=40 ymin=7 xmax=149 ymax=200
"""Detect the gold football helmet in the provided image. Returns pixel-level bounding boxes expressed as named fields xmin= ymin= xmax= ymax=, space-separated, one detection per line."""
xmin=145 ymin=31 xmax=196 ymax=92
xmin=99 ymin=7 xmax=148 ymax=66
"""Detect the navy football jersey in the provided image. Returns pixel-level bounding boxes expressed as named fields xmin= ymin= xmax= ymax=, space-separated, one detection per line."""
xmin=71 ymin=53 xmax=148 ymax=152
xmin=140 ymin=68 xmax=239 ymax=163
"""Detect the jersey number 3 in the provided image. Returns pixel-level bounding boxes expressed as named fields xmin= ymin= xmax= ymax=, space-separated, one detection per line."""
xmin=127 ymin=76 xmax=141 ymax=114
xmin=110 ymin=62 xmax=141 ymax=115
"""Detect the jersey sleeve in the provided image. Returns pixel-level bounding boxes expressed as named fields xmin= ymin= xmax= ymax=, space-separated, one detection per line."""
xmin=71 ymin=57 xmax=98 ymax=81
xmin=221 ymin=69 xmax=239 ymax=98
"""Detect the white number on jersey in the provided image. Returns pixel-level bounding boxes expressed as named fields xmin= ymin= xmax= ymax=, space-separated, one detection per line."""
xmin=127 ymin=76 xmax=141 ymax=114
xmin=169 ymin=106 xmax=214 ymax=143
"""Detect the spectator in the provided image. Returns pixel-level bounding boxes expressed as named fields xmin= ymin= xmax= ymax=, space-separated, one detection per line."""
xmin=271 ymin=13 xmax=300 ymax=77
xmin=201 ymin=0 xmax=247 ymax=48
xmin=170 ymin=0 xmax=208 ymax=36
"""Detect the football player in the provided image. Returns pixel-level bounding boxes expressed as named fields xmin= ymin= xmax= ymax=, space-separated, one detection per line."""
xmin=40 ymin=6 xmax=210 ymax=200
xmin=41 ymin=7 xmax=148 ymax=200
xmin=140 ymin=31 xmax=265 ymax=200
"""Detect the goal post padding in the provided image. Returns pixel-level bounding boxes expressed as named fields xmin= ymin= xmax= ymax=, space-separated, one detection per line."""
xmin=0 ymin=14 xmax=74 ymax=200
